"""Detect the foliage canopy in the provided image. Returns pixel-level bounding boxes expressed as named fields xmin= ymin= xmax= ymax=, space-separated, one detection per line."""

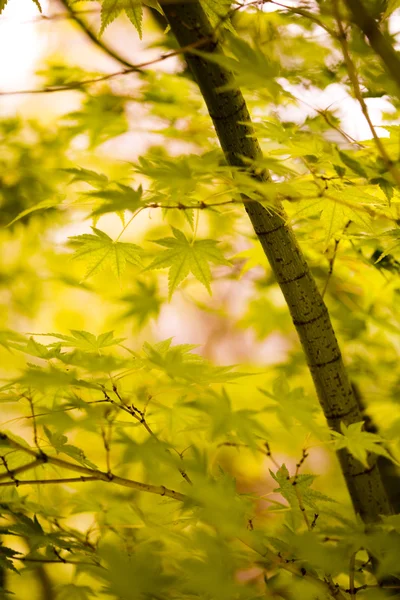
xmin=1 ymin=0 xmax=400 ymax=598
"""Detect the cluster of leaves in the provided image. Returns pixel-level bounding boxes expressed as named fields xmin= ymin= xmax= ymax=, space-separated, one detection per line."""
xmin=0 ymin=326 xmax=399 ymax=599
xmin=1 ymin=0 xmax=400 ymax=599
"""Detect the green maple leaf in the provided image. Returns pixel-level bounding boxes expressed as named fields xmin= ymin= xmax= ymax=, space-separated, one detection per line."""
xmin=259 ymin=377 xmax=320 ymax=432
xmin=119 ymin=280 xmax=162 ymax=327
xmin=65 ymin=93 xmax=128 ymax=148
xmin=0 ymin=330 xmax=25 ymax=351
xmin=87 ymin=184 xmax=143 ymax=218
xmin=43 ymin=426 xmax=98 ymax=469
xmin=127 ymin=339 xmax=245 ymax=384
xmin=7 ymin=198 xmax=63 ymax=227
xmin=189 ymin=388 xmax=268 ymax=443
xmin=145 ymin=227 xmax=230 ymax=298
xmin=68 ymin=227 xmax=142 ymax=280
xmin=0 ymin=543 xmax=20 ymax=573
xmin=337 ymin=149 xmax=368 ymax=179
xmin=63 ymin=167 xmax=109 ymax=188
xmin=8 ymin=515 xmax=48 ymax=552
xmin=293 ymin=187 xmax=374 ymax=246
xmin=24 ymin=337 xmax=62 ymax=360
xmin=331 ymin=422 xmax=397 ymax=468
xmin=200 ymin=0 xmax=233 ymax=30
xmin=16 ymin=364 xmax=99 ymax=390
xmin=100 ymin=0 xmax=143 ymax=38
xmin=42 ymin=329 xmax=125 ymax=351
xmin=270 ymin=465 xmax=334 ymax=510
xmin=99 ymin=543 xmax=174 ymax=600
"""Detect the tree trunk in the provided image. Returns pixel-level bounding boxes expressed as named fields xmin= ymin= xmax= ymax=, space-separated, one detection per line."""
xmin=161 ymin=0 xmax=394 ymax=523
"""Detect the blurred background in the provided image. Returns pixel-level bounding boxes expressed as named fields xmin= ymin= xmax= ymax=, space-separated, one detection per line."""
xmin=2 ymin=1 xmax=400 ymax=597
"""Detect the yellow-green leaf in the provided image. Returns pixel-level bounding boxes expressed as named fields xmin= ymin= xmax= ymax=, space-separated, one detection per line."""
xmin=145 ymin=227 xmax=230 ymax=298
xmin=68 ymin=227 xmax=142 ymax=280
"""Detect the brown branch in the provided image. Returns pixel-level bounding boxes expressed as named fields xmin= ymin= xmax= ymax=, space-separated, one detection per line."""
xmin=0 ymin=476 xmax=118 ymax=486
xmin=268 ymin=0 xmax=337 ymax=36
xmin=294 ymin=449 xmax=309 ymax=477
xmin=355 ymin=584 xmax=400 ymax=591
xmin=217 ymin=441 xmax=281 ymax=469
xmin=292 ymin=449 xmax=311 ymax=530
xmin=58 ymin=0 xmax=141 ymax=71
xmin=332 ymin=0 xmax=400 ymax=189
xmin=0 ymin=435 xmax=346 ymax=599
xmin=108 ymin=384 xmax=193 ymax=485
xmin=341 ymin=0 xmax=400 ymax=95
xmin=0 ymin=36 xmax=212 ymax=96
xmin=239 ymin=533 xmax=347 ymax=600
xmin=16 ymin=556 xmax=101 ymax=567
xmin=0 ymin=8 xmax=101 ymax=24
xmin=0 ymin=458 xmax=44 ymax=483
xmin=322 ymin=221 xmax=352 ymax=298
xmin=25 ymin=395 xmax=41 ymax=452
xmin=0 ymin=432 xmax=186 ymax=502
xmin=349 ymin=551 xmax=357 ymax=599
xmin=101 ymin=416 xmax=113 ymax=477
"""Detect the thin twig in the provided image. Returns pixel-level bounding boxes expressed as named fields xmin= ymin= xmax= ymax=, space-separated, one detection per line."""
xmin=26 ymin=395 xmax=41 ymax=452
xmin=59 ymin=0 xmax=140 ymax=71
xmin=1 ymin=399 xmax=111 ymax=428
xmin=264 ymin=441 xmax=281 ymax=469
xmin=310 ymin=513 xmax=319 ymax=529
xmin=0 ymin=8 xmax=101 ymax=24
xmin=349 ymin=551 xmax=357 ymax=599
xmin=217 ymin=441 xmax=280 ymax=469
xmin=268 ymin=0 xmax=337 ymax=36
xmin=0 ymin=431 xmax=186 ymax=502
xmin=16 ymin=556 xmax=101 ymax=567
xmin=110 ymin=383 xmax=193 ymax=485
xmin=355 ymin=584 xmax=400 ymax=591
xmin=239 ymin=533 xmax=347 ymax=600
xmin=52 ymin=518 xmax=96 ymax=552
xmin=0 ymin=436 xmax=349 ymax=598
xmin=0 ymin=36 xmax=212 ymax=96
xmin=332 ymin=0 xmax=400 ymax=190
xmin=321 ymin=221 xmax=351 ymax=298
xmin=293 ymin=449 xmax=311 ymax=530
xmin=0 ymin=476 xmax=107 ymax=486
xmin=294 ymin=448 xmax=309 ymax=477
xmin=341 ymin=0 xmax=400 ymax=94
xmin=101 ymin=412 xmax=113 ymax=477
xmin=0 ymin=458 xmax=43 ymax=483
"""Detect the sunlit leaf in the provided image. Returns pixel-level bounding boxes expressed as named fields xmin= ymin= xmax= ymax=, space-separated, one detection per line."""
xmin=69 ymin=227 xmax=143 ymax=280
xmin=43 ymin=426 xmax=98 ymax=468
xmin=100 ymin=0 xmax=143 ymax=37
xmin=331 ymin=422 xmax=397 ymax=468
xmin=145 ymin=227 xmax=230 ymax=298
xmin=41 ymin=329 xmax=125 ymax=351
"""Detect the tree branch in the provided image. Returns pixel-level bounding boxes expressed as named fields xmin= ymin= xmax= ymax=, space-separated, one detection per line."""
xmin=58 ymin=0 xmax=141 ymax=71
xmin=160 ymin=0 xmax=393 ymax=523
xmin=105 ymin=384 xmax=193 ymax=485
xmin=0 ymin=438 xmax=349 ymax=598
xmin=0 ymin=36 xmax=211 ymax=96
xmin=333 ymin=0 xmax=400 ymax=188
xmin=341 ymin=0 xmax=400 ymax=95
xmin=0 ymin=432 xmax=186 ymax=502
xmin=0 ymin=458 xmax=44 ymax=483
